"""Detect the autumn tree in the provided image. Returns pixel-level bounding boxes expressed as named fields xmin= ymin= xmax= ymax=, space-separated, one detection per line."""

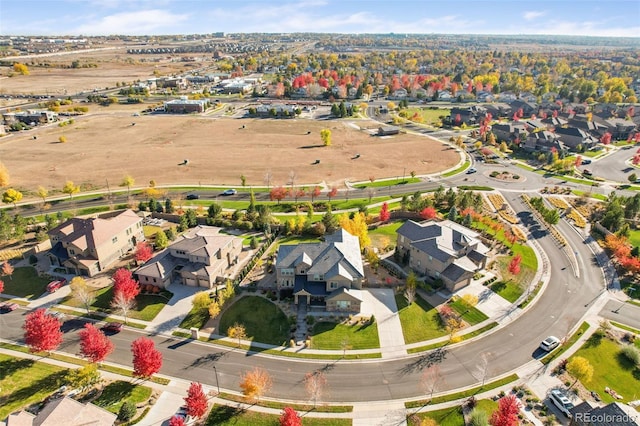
xmin=131 ymin=337 xmax=162 ymax=379
xmin=310 ymin=186 xmax=322 ymax=202
xmin=168 ymin=416 xmax=185 ymax=426
xmin=0 ymin=279 xmax=4 ymax=293
xmin=304 ymin=371 xmax=328 ymax=408
xmin=280 ymin=407 xmax=302 ymax=426
xmin=490 ymin=394 xmax=521 ymax=426
xmin=420 ymin=365 xmax=444 ymax=404
xmin=270 ymin=186 xmax=288 ymax=204
xmin=2 ymin=188 xmax=23 ymax=207
xmin=379 ymin=202 xmax=391 ymax=223
xmin=566 ymin=356 xmax=593 ymax=388
xmin=121 ymin=175 xmax=135 ymax=197
xmin=239 ymin=367 xmax=272 ymax=402
xmin=70 ymin=276 xmax=96 ymax=313
xmin=134 ymin=241 xmax=153 ymax=264
xmin=208 ymin=300 xmax=221 ymax=318
xmin=79 ymin=323 xmax=114 ymax=363
xmin=67 ymin=363 xmax=101 ymax=391
xmin=508 ymin=254 xmax=522 ymax=276
xmin=13 ymin=63 xmax=29 ymax=75
xmin=338 ymin=212 xmax=370 ymax=250
xmin=62 ymin=180 xmax=80 ymax=199
xmin=228 ymin=322 xmax=247 ymax=347
xmin=112 ymin=268 xmax=140 ymax=301
xmin=36 ymin=186 xmax=48 ymax=206
xmin=184 ymin=382 xmax=208 ymax=419
xmin=23 ymin=308 xmax=63 ymax=353
xmin=320 ymin=129 xmax=332 ymax=146
xmin=420 ymin=207 xmax=437 ymax=220
xmin=0 ymin=162 xmax=9 ymax=187
xmin=59 ymin=135 xmax=67 ymax=143
xmin=1 ymin=262 xmax=14 ymax=280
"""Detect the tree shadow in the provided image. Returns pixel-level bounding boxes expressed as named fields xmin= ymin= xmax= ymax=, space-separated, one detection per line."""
xmin=0 ymin=357 xmax=34 ymax=380
xmin=92 ymin=380 xmax=136 ymax=408
xmin=184 ymin=352 xmax=227 ymax=369
xmin=398 ymin=347 xmax=448 ymax=376
xmin=583 ymin=332 xmax=603 ymax=348
xmin=2 ymin=369 xmax=67 ymax=409
xmin=206 ymin=404 xmax=247 ymax=424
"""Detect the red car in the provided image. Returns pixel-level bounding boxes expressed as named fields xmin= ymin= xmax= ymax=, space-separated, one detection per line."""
xmin=46 ymin=278 xmax=67 ymax=293
xmin=0 ymin=302 xmax=19 ymax=313
xmin=101 ymin=322 xmax=123 ymax=334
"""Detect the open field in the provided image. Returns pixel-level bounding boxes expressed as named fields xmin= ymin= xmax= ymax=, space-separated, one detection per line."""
xmin=0 ymin=115 xmax=459 ymax=193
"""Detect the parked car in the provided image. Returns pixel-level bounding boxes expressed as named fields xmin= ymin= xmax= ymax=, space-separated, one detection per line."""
xmin=174 ymin=406 xmax=195 ymax=425
xmin=0 ymin=302 xmax=19 ymax=313
xmin=549 ymin=389 xmax=574 ymax=417
xmin=221 ymin=189 xmax=237 ymax=196
xmin=581 ymin=158 xmax=592 ymax=165
xmin=186 ymin=193 xmax=200 ymax=200
xmin=582 ymin=169 xmax=593 ymax=176
xmin=46 ymin=278 xmax=67 ymax=293
xmin=101 ymin=322 xmax=123 ymax=334
xmin=540 ymin=336 xmax=561 ymax=352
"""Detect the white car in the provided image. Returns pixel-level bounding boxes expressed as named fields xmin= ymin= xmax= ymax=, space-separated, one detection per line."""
xmin=540 ymin=336 xmax=561 ymax=352
xmin=549 ymin=389 xmax=574 ymax=417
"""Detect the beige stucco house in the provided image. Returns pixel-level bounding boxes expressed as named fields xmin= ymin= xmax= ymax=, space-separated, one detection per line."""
xmin=396 ymin=219 xmax=489 ymax=292
xmin=5 ymin=396 xmax=116 ymax=426
xmin=134 ymin=226 xmax=242 ymax=289
xmin=275 ymin=229 xmax=364 ymax=313
xmin=47 ymin=209 xmax=144 ymax=277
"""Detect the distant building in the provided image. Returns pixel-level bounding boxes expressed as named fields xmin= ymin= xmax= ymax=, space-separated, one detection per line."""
xmin=164 ymin=97 xmax=209 ymax=113
xmin=378 ymin=125 xmax=400 ymax=136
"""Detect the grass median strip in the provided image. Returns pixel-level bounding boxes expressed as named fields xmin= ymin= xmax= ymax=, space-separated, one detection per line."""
xmin=217 ymin=392 xmax=353 ymax=413
xmin=540 ymin=321 xmax=590 ymax=365
xmin=407 ymin=322 xmax=498 ymax=354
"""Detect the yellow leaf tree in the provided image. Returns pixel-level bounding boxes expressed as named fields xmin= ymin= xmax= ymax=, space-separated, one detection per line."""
xmin=338 ymin=212 xmax=370 ymax=250
xmin=62 ymin=180 xmax=80 ymax=199
xmin=227 ymin=322 xmax=247 ymax=348
xmin=121 ymin=175 xmax=135 ymax=197
xmin=13 ymin=63 xmax=29 ymax=75
xmin=0 ymin=162 xmax=9 ymax=187
xmin=320 ymin=129 xmax=332 ymax=146
xmin=566 ymin=356 xmax=593 ymax=388
xmin=37 ymin=186 xmax=48 ymax=205
xmin=239 ymin=367 xmax=272 ymax=402
xmin=2 ymin=188 xmax=23 ymax=207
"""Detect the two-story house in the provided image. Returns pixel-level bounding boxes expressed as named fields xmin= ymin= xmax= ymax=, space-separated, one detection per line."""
xmin=47 ymin=209 xmax=144 ymax=277
xmin=396 ymin=220 xmax=489 ymax=292
xmin=134 ymin=226 xmax=242 ymax=289
xmin=275 ymin=229 xmax=364 ymax=313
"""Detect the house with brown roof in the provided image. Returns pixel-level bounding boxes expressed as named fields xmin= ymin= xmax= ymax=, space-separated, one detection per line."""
xmin=5 ymin=396 xmax=116 ymax=426
xmin=47 ymin=210 xmax=144 ymax=277
xmin=134 ymin=225 xmax=242 ymax=289
xmin=396 ymin=219 xmax=489 ymax=292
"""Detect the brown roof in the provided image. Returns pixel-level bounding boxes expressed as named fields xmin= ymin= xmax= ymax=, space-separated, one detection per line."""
xmin=7 ymin=396 xmax=116 ymax=426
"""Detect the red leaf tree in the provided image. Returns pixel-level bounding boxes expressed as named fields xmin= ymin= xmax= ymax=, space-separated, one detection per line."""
xmin=23 ymin=309 xmax=63 ymax=353
xmin=134 ymin=242 xmax=153 ymax=264
xmin=269 ymin=186 xmax=287 ymax=204
xmin=112 ymin=268 xmax=140 ymax=302
xmin=574 ymin=155 xmax=582 ymax=167
xmin=168 ymin=416 xmax=185 ymax=426
xmin=279 ymin=407 xmax=302 ymax=426
xmin=420 ymin=207 xmax=437 ymax=220
xmin=310 ymin=186 xmax=322 ymax=202
xmin=0 ymin=279 xmax=4 ymax=294
xmin=379 ymin=202 xmax=391 ymax=223
xmin=327 ymin=187 xmax=338 ymax=200
xmin=184 ymin=382 xmax=208 ymax=419
xmin=508 ymin=254 xmax=522 ymax=275
xmin=600 ymin=132 xmax=612 ymax=145
xmin=79 ymin=323 xmax=114 ymax=363
xmin=131 ymin=337 xmax=162 ymax=379
xmin=490 ymin=394 xmax=521 ymax=426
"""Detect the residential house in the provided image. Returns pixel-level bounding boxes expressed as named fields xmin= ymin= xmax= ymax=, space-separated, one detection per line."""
xmin=5 ymin=396 xmax=116 ymax=426
xmin=396 ymin=220 xmax=490 ymax=292
xmin=497 ymin=91 xmax=517 ymax=103
xmin=522 ymin=130 xmax=565 ymax=153
xmin=518 ymin=92 xmax=538 ymax=103
xmin=568 ymin=116 xmax=609 ymax=139
xmin=254 ymin=103 xmax=297 ymax=118
xmin=554 ymin=126 xmax=598 ymax=151
xmin=491 ymin=122 xmax=527 ymax=144
xmin=47 ymin=209 xmax=144 ymax=277
xmin=134 ymin=226 xmax=242 ymax=289
xmin=483 ymin=103 xmax=511 ymax=119
xmin=570 ymin=401 xmax=639 ymax=426
xmin=275 ymin=229 xmax=364 ymax=313
xmin=164 ymin=97 xmax=208 ymax=113
xmin=510 ymin=99 xmax=538 ymax=118
xmin=605 ymin=117 xmax=637 ymax=140
xmin=449 ymin=105 xmax=487 ymax=126
xmin=437 ymin=90 xmax=454 ymax=101
xmin=476 ymin=91 xmax=494 ymax=102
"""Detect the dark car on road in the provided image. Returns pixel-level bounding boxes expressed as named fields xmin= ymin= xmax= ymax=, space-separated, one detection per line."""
xmin=101 ymin=323 xmax=123 ymax=334
xmin=186 ymin=193 xmax=200 ymax=200
xmin=0 ymin=302 xmax=19 ymax=313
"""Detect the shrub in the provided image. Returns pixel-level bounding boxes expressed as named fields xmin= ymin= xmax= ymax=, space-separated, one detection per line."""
xmin=621 ymin=345 xmax=640 ymax=366
xmin=118 ymin=401 xmax=137 ymax=421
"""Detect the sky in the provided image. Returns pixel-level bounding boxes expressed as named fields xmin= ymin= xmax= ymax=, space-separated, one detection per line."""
xmin=1 ymin=0 xmax=639 ymax=38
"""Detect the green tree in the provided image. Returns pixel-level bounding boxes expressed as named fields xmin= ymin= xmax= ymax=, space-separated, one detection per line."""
xmin=207 ymin=202 xmax=222 ymax=218
xmin=165 ymin=198 xmax=174 ymax=214
xmin=2 ymin=188 xmax=23 ymax=207
xmin=192 ymin=291 xmax=211 ymax=311
xmin=155 ymin=230 xmax=169 ymax=249
xmin=629 ymin=173 xmax=637 ymax=184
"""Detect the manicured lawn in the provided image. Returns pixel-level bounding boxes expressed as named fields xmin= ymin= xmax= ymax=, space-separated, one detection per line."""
xmin=0 ymin=354 xmax=69 ymax=420
xmin=442 ymin=160 xmax=471 ymax=177
xmin=369 ymin=221 xmax=403 ymax=249
xmin=449 ymin=297 xmax=489 ymax=325
xmin=1 ymin=266 xmax=51 ymax=299
xmin=355 ymin=177 xmax=420 ymax=189
xmin=490 ymin=280 xmax=523 ymax=303
xmin=61 ymin=286 xmax=171 ymax=321
xmin=311 ymin=320 xmax=380 ymax=350
xmin=180 ymin=306 xmax=210 ymax=329
xmin=629 ymin=229 xmax=640 ymax=249
xmin=475 ymin=398 xmax=498 ymax=417
xmin=571 ymin=335 xmax=640 ymax=405
xmin=218 ymin=296 xmax=289 ymax=346
xmin=410 ymin=406 xmax=464 ymax=426
xmin=395 ymin=294 xmax=446 ymax=344
xmin=206 ymin=405 xmax=352 ymax=426
xmin=143 ymin=225 xmax=162 ymax=238
xmin=91 ymin=380 xmax=152 ymax=414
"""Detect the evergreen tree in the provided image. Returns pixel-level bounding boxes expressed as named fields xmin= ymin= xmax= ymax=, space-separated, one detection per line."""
xmin=448 ymin=205 xmax=458 ymax=221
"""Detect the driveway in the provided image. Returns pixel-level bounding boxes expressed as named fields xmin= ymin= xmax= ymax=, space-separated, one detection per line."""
xmin=360 ymin=288 xmax=405 ymax=359
xmin=146 ymin=283 xmax=203 ymax=335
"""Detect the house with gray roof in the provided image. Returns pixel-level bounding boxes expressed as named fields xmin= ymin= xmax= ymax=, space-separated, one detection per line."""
xmin=47 ymin=209 xmax=144 ymax=277
xmin=134 ymin=225 xmax=242 ymax=289
xmin=570 ymin=401 xmax=639 ymax=426
xmin=554 ymin=126 xmax=598 ymax=151
xmin=396 ymin=220 xmax=489 ymax=292
xmin=275 ymin=229 xmax=364 ymax=313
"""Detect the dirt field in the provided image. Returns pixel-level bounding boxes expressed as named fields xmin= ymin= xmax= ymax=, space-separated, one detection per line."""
xmin=0 ymin=114 xmax=459 ymax=193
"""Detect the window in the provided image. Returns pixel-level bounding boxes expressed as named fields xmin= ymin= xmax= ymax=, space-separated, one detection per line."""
xmin=153 ymin=278 xmax=156 ymax=283
xmin=336 ymin=300 xmax=350 ymax=309
xmin=428 ymin=255 xmax=433 ymax=261
xmin=330 ymin=282 xmax=338 ymax=289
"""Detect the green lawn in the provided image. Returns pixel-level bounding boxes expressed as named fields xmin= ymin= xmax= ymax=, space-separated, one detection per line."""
xmin=369 ymin=221 xmax=403 ymax=249
xmin=143 ymin=225 xmax=162 ymax=238
xmin=206 ymin=405 xmax=351 ymax=426
xmin=449 ymin=297 xmax=489 ymax=325
xmin=410 ymin=406 xmax=464 ymax=426
xmin=355 ymin=177 xmax=421 ymax=189
xmin=0 ymin=354 xmax=69 ymax=419
xmin=180 ymin=306 xmax=210 ymax=329
xmin=310 ymin=320 xmax=380 ymax=350
xmin=396 ymin=294 xmax=446 ymax=344
xmin=629 ymin=229 xmax=640 ymax=249
xmin=60 ymin=286 xmax=171 ymax=321
xmin=442 ymin=160 xmax=471 ymax=177
xmin=219 ymin=296 xmax=289 ymax=346
xmin=404 ymin=107 xmax=451 ymax=125
xmin=1 ymin=266 xmax=51 ymax=299
xmin=571 ymin=335 xmax=640 ymax=406
xmin=490 ymin=280 xmax=523 ymax=303
xmin=91 ymin=380 xmax=152 ymax=414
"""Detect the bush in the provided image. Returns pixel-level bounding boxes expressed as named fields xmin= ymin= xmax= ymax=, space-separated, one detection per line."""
xmin=621 ymin=345 xmax=640 ymax=366
xmin=118 ymin=401 xmax=137 ymax=421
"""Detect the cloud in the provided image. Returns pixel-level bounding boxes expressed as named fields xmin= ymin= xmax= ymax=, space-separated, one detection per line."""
xmin=72 ymin=9 xmax=189 ymax=35
xmin=523 ymin=11 xmax=546 ymax=21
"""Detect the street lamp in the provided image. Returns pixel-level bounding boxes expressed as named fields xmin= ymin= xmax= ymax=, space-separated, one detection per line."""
xmin=212 ymin=365 xmax=220 ymax=395
xmin=614 ymin=287 xmax=635 ymax=314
